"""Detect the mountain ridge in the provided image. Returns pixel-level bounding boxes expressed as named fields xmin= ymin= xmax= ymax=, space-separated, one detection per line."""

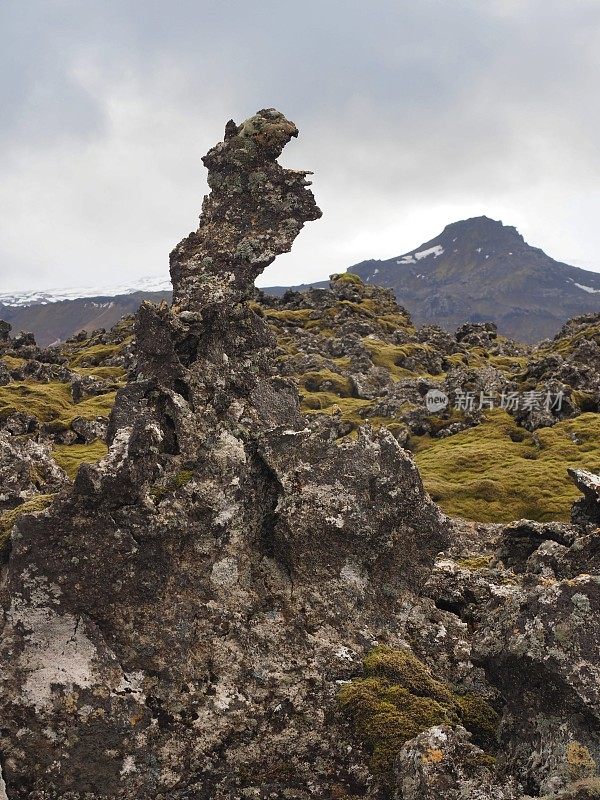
xmin=349 ymin=215 xmax=600 ymax=341
xmin=4 ymin=216 xmax=600 ymax=346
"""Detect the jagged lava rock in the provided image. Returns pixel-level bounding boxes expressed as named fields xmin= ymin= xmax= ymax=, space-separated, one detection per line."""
xmin=568 ymin=468 xmax=600 ymax=525
xmin=0 ymin=110 xmax=448 ymax=799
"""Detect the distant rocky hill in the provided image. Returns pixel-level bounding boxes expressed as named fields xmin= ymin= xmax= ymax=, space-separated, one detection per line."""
xmin=348 ymin=216 xmax=600 ymax=343
xmin=6 ymin=216 xmax=600 ymax=347
xmin=0 ymin=289 xmax=170 ymax=347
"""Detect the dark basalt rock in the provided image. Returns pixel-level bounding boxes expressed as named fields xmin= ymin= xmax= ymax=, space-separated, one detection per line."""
xmin=568 ymin=468 xmax=600 ymax=525
xmin=0 ymin=320 xmax=11 ymax=342
xmin=0 ymin=110 xmax=448 ymax=799
xmin=0 ymin=112 xmax=599 ymax=800
xmin=455 ymin=321 xmax=498 ymax=347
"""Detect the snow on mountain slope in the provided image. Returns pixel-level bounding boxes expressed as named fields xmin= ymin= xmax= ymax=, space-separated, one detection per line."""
xmin=0 ymin=275 xmax=172 ymax=307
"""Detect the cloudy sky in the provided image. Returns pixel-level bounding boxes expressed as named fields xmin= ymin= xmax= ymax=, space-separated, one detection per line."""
xmin=2 ymin=0 xmax=600 ymax=293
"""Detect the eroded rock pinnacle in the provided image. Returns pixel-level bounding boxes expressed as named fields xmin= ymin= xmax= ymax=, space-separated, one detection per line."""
xmin=0 ymin=110 xmax=448 ymax=799
xmin=170 ymin=108 xmax=322 ymax=318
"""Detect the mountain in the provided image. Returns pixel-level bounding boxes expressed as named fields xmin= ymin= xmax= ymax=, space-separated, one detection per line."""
xmin=0 ymin=275 xmax=172 ymax=307
xmin=4 ymin=218 xmax=600 ymax=347
xmin=0 ymin=277 xmax=171 ymax=346
xmin=348 ymin=216 xmax=600 ymax=342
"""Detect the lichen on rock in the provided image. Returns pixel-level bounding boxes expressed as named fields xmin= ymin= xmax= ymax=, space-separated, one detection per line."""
xmin=0 ymin=109 xmax=599 ymax=800
xmin=0 ymin=110 xmax=449 ymax=799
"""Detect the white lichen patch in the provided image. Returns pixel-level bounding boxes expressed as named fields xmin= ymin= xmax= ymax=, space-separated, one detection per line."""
xmin=8 ymin=578 xmax=99 ymax=711
xmin=335 ymin=646 xmax=355 ymax=661
xmin=16 ymin=606 xmax=97 ymax=711
xmin=340 ymin=561 xmax=368 ymax=590
xmin=210 ymin=557 xmax=239 ymax=588
xmin=120 ymin=755 xmax=137 ymax=777
xmin=214 ymin=430 xmax=248 ymax=469
xmin=0 ymin=764 xmax=7 ymax=800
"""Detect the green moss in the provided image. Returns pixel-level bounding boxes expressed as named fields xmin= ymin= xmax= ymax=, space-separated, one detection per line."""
xmin=362 ymin=339 xmax=413 ymax=379
xmin=263 ymin=308 xmax=315 ymax=327
xmin=150 ymin=469 xmax=195 ymax=501
xmin=338 ymin=676 xmax=456 ymax=776
xmin=0 ymin=382 xmax=74 ymax=422
xmin=0 ymin=494 xmax=55 ymax=556
xmin=338 ymin=646 xmax=499 ymax=781
xmin=488 ymin=354 xmax=529 ymax=375
xmin=549 ymin=323 xmax=600 ymax=356
xmin=53 ymin=441 xmax=109 ymax=480
xmin=174 ymin=469 xmax=194 ymax=486
xmin=299 ymin=370 xmax=353 ymax=397
xmin=377 ymin=311 xmax=414 ymax=334
xmin=0 ymin=382 xmax=117 ymax=431
xmin=300 ymin=393 xmax=373 ymax=429
xmin=69 ymin=343 xmax=122 ymax=368
xmin=572 ymin=390 xmax=598 ymax=412
xmin=332 ymin=272 xmax=363 ymax=285
xmin=413 ymin=410 xmax=600 ymax=522
xmin=362 ymin=647 xmax=454 ymax=705
xmin=457 ymin=555 xmax=493 ymax=570
xmin=454 ymin=693 xmax=500 ymax=751
xmin=445 ymin=353 xmax=468 ymax=367
xmin=1 ymin=355 xmax=26 ymax=370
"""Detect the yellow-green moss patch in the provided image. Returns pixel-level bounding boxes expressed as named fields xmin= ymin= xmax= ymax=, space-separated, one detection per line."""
xmin=457 ymin=555 xmax=493 ymax=570
xmin=338 ymin=646 xmax=499 ymax=780
xmin=333 ymin=272 xmax=363 ymax=285
xmin=150 ymin=469 xmax=195 ymax=501
xmin=68 ymin=342 xmax=122 ymax=368
xmin=0 ymin=494 xmax=55 ymax=556
xmin=53 ymin=441 xmax=109 ymax=480
xmin=0 ymin=382 xmax=116 ymax=430
xmin=361 ymin=339 xmax=415 ymax=379
xmin=299 ymin=370 xmax=353 ymax=397
xmin=413 ymin=410 xmax=600 ymax=522
xmin=1 ymin=355 xmax=26 ymax=370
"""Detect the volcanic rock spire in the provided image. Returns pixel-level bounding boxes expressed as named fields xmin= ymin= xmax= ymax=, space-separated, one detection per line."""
xmin=170 ymin=108 xmax=322 ymax=318
xmin=0 ymin=109 xmax=448 ymax=800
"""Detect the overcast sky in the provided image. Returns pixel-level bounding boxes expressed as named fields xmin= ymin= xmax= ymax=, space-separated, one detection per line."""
xmin=2 ymin=0 xmax=600 ymax=292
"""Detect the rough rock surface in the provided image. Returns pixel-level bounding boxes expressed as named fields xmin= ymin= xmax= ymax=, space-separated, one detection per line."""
xmin=396 ymin=725 xmax=520 ymax=799
xmin=0 ymin=111 xmax=599 ymax=800
xmin=568 ymin=468 xmax=600 ymax=524
xmin=0 ymin=111 xmax=449 ymax=799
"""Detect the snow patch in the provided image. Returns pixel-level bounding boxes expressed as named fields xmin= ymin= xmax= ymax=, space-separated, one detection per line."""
xmin=0 ymin=275 xmax=172 ymax=308
xmin=397 ymin=244 xmax=444 ymax=265
xmin=574 ymin=283 xmax=600 ymax=294
xmin=415 ymin=245 xmax=444 ymax=260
